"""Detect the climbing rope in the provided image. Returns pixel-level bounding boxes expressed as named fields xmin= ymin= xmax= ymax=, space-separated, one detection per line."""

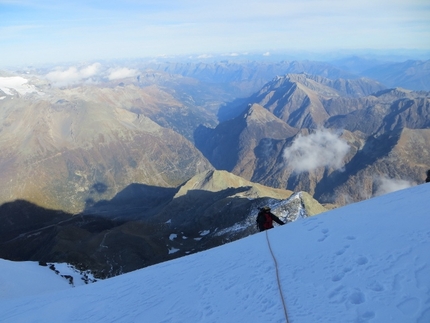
xmin=265 ymin=230 xmax=290 ymax=323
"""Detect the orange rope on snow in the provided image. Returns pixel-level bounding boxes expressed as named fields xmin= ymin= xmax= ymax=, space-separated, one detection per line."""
xmin=265 ymin=230 xmax=290 ymax=323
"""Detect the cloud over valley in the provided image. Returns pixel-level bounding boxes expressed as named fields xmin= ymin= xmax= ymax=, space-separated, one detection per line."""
xmin=107 ymin=68 xmax=138 ymax=81
xmin=373 ymin=176 xmax=415 ymax=197
xmin=45 ymin=63 xmax=102 ymax=86
xmin=283 ymin=128 xmax=350 ymax=173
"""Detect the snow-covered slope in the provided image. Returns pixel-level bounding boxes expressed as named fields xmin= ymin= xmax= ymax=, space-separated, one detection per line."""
xmin=0 ymin=184 xmax=429 ymax=323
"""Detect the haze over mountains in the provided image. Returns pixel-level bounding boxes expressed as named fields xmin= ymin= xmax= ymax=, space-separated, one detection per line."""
xmin=1 ymin=55 xmax=429 ymax=275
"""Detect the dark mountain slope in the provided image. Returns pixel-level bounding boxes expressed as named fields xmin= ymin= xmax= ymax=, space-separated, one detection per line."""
xmin=0 ymin=170 xmax=327 ymax=278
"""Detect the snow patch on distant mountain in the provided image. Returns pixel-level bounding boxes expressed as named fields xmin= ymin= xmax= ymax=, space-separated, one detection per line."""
xmin=0 ymin=76 xmax=42 ymax=96
xmin=169 ymin=233 xmax=177 ymax=241
xmin=168 ymin=248 xmax=180 ymax=254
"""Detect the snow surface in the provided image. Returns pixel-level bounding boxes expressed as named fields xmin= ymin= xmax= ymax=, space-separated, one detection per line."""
xmin=0 ymin=184 xmax=429 ymax=323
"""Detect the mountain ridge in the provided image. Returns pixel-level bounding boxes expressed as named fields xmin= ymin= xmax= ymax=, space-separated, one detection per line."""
xmin=0 ymin=169 xmax=327 ymax=277
xmin=198 ymin=73 xmax=429 ymax=206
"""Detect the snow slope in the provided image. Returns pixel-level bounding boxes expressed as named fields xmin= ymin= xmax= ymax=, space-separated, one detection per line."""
xmin=0 ymin=184 xmax=429 ymax=323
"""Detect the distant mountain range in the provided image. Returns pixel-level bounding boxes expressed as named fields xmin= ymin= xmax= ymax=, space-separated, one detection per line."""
xmin=142 ymin=57 xmax=430 ymax=92
xmin=0 ymin=56 xmax=428 ymax=276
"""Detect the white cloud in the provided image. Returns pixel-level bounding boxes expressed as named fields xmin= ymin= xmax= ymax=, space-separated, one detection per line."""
xmin=283 ymin=128 xmax=350 ymax=173
xmin=373 ymin=176 xmax=415 ymax=197
xmin=222 ymin=53 xmax=240 ymax=57
xmin=80 ymin=63 xmax=101 ymax=78
xmin=45 ymin=63 xmax=101 ymax=86
xmin=263 ymin=52 xmax=270 ymax=56
xmin=107 ymin=68 xmax=138 ymax=80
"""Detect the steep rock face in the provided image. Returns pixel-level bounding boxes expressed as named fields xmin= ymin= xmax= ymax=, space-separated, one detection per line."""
xmin=0 ymin=83 xmax=212 ymax=213
xmin=251 ymin=75 xmax=331 ymax=128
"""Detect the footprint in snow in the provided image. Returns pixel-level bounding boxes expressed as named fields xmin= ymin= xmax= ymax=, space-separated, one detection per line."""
xmin=356 ymin=256 xmax=369 ymax=266
xmin=349 ymin=290 xmax=365 ymax=305
xmin=317 ymin=228 xmax=330 ymax=242
xmin=331 ymin=267 xmax=352 ymax=282
xmin=332 ymin=272 xmax=345 ymax=282
xmin=366 ymin=280 xmax=384 ymax=292
xmin=335 ymin=246 xmax=349 ymax=256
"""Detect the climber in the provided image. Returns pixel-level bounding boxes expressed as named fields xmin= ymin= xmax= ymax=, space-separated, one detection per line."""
xmin=256 ymin=206 xmax=285 ymax=232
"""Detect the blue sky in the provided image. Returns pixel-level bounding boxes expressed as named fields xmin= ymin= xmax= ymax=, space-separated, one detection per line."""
xmin=1 ymin=0 xmax=430 ymax=67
